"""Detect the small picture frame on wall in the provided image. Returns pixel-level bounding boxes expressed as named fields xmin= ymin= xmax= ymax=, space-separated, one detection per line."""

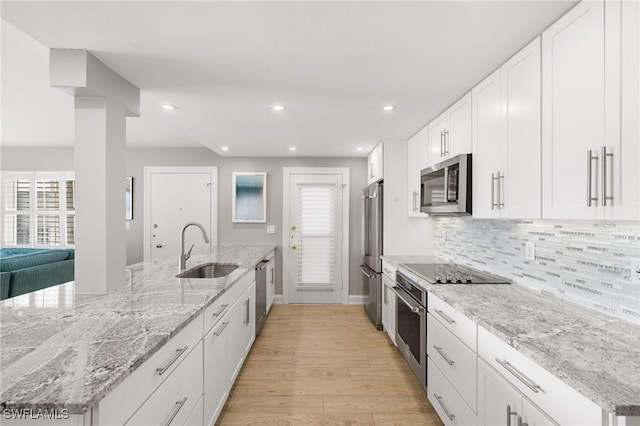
xmin=125 ymin=176 xmax=133 ymax=220
xmin=232 ymin=172 xmax=267 ymax=223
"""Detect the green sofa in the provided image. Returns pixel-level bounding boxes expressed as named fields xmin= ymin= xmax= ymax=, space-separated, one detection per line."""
xmin=0 ymin=248 xmax=75 ymax=300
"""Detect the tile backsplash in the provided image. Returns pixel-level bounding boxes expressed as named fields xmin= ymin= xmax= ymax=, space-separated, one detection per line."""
xmin=434 ymin=218 xmax=640 ymax=324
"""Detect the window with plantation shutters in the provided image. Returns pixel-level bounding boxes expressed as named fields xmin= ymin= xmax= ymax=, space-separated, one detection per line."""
xmin=2 ymin=172 xmax=75 ymax=248
xmin=296 ymin=184 xmax=337 ymax=287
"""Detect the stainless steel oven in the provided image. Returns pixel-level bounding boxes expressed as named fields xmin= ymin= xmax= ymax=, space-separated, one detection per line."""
xmin=392 ymin=271 xmax=427 ymax=389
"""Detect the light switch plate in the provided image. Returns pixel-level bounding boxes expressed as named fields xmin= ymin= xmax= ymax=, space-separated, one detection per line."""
xmin=525 ymin=242 xmax=535 ymax=261
xmin=266 ymin=225 xmax=276 ymax=234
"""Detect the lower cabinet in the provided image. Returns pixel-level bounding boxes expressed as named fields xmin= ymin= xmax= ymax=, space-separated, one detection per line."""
xmin=125 ymin=340 xmax=204 ymax=425
xmin=203 ymin=317 xmax=230 ymax=426
xmin=184 ymin=396 xmax=204 ymax=426
xmin=226 ymin=281 xmax=256 ymax=386
xmin=477 ymin=358 xmax=557 ymax=426
xmin=266 ymin=254 xmax=275 ymax=313
xmin=381 ymin=274 xmax=396 ymax=346
xmin=428 ymin=358 xmax=477 ymax=426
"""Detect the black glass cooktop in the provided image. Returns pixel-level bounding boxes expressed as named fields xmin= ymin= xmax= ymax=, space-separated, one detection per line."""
xmin=403 ymin=263 xmax=510 ymax=284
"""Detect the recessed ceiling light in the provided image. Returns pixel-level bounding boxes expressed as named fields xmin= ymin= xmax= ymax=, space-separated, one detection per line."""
xmin=357 ymin=147 xmax=364 ymax=151
xmin=221 ymin=146 xmax=229 ymax=152
xmin=272 ymin=105 xmax=286 ymax=111
xmin=289 ymin=146 xmax=297 ymax=151
xmin=161 ymin=104 xmax=177 ymax=110
xmin=382 ymin=105 xmax=395 ymax=112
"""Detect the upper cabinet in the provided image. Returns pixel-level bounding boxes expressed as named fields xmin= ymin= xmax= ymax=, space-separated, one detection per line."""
xmin=407 ymin=126 xmax=430 ymax=217
xmin=367 ymin=142 xmax=384 ymax=184
xmin=473 ymin=37 xmax=541 ymax=219
xmin=542 ymin=0 xmax=639 ymax=220
xmin=428 ymin=92 xmax=472 ymax=166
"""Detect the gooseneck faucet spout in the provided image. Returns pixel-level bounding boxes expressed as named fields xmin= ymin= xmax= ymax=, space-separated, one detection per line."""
xmin=179 ymin=222 xmax=210 ymax=272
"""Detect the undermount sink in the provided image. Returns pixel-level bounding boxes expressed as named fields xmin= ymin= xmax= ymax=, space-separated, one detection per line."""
xmin=176 ymin=263 xmax=239 ymax=279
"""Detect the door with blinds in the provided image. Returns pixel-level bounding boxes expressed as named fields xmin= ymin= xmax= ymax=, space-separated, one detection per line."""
xmin=288 ymin=174 xmax=344 ymax=304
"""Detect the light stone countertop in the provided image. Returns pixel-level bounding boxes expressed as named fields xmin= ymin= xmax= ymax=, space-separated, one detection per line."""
xmin=0 ymin=245 xmax=275 ymax=415
xmin=382 ymin=257 xmax=640 ymax=417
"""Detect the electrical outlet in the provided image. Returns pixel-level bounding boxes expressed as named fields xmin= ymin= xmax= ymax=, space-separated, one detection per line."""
xmin=266 ymin=225 xmax=276 ymax=234
xmin=525 ymin=242 xmax=535 ymax=261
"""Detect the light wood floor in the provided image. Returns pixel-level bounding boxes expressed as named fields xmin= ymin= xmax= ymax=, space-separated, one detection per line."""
xmin=216 ymin=304 xmax=444 ymax=425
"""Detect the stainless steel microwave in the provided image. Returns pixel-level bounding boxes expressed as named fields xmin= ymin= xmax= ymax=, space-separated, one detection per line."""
xmin=420 ymin=153 xmax=472 ymax=215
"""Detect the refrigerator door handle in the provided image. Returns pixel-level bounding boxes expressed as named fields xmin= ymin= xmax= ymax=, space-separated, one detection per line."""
xmin=360 ymin=264 xmax=375 ymax=279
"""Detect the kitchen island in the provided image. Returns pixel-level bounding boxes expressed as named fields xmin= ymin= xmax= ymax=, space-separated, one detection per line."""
xmin=0 ymin=245 xmax=275 ymax=423
xmin=382 ymin=255 xmax=640 ymax=421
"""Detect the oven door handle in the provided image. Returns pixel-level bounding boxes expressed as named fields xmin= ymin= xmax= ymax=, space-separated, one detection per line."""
xmin=391 ymin=287 xmax=424 ymax=315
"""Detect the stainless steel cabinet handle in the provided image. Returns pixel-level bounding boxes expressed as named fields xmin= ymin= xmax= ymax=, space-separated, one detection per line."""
xmin=434 ymin=309 xmax=456 ymax=325
xmin=491 ymin=173 xmax=498 ymax=210
xmin=163 ymin=396 xmax=188 ymax=426
xmin=498 ymin=172 xmax=505 ymax=208
xmin=212 ymin=304 xmax=229 ymax=318
xmin=444 ymin=129 xmax=449 ymax=156
xmin=433 ymin=345 xmax=455 ymax=365
xmin=506 ymin=404 xmax=518 ymax=426
xmin=156 ymin=346 xmax=189 ymax=375
xmin=434 ymin=393 xmax=455 ymax=421
xmin=244 ymin=298 xmax=250 ymax=325
xmin=213 ymin=320 xmax=230 ymax=337
xmin=496 ymin=358 xmax=541 ymax=393
xmin=587 ymin=150 xmax=599 ymax=206
xmin=602 ymin=146 xmax=613 ymax=206
xmin=271 ymin=267 xmax=275 ymax=284
xmin=440 ymin=131 xmax=444 ymax=157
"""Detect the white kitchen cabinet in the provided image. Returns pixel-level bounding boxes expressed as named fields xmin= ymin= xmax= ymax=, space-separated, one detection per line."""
xmin=478 ymin=358 xmax=557 ymax=426
xmin=381 ymin=274 xmax=397 ymax=346
xmin=203 ymin=317 xmax=230 ymax=426
xmin=367 ymin=142 xmax=384 ymax=184
xmin=407 ymin=126 xmax=429 ymax=217
xmin=428 ymin=92 xmax=472 ymax=166
xmin=266 ymin=254 xmax=275 ymax=313
xmin=125 ymin=340 xmax=203 ymax=426
xmin=473 ymin=37 xmax=541 ymax=219
xmin=428 ymin=358 xmax=477 ymax=426
xmin=542 ymin=0 xmax=639 ymax=221
xmin=478 ymin=325 xmax=602 ymax=426
xmin=226 ymin=281 xmax=256 ymax=386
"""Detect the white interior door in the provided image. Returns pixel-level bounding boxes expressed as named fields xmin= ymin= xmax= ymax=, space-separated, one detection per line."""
xmin=144 ymin=167 xmax=217 ymax=262
xmin=288 ymin=174 xmax=344 ymax=304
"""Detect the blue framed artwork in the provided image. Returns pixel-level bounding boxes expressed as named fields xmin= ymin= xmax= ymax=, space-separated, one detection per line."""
xmin=232 ymin=172 xmax=267 ymax=223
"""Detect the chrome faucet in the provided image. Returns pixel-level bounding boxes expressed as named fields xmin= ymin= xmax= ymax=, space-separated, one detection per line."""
xmin=179 ymin=222 xmax=210 ymax=272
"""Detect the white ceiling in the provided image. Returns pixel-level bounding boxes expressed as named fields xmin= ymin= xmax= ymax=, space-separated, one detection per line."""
xmin=1 ymin=1 xmax=576 ymax=157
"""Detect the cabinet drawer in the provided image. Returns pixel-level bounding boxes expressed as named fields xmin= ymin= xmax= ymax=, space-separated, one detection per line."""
xmin=99 ymin=314 xmax=203 ymax=425
xmin=428 ymin=358 xmax=477 ymax=426
xmin=428 ymin=292 xmax=477 ymax=351
xmin=478 ymin=326 xmax=602 ymax=426
xmin=225 ymin=270 xmax=254 ymax=306
xmin=382 ymin=260 xmax=396 ymax=279
xmin=126 ymin=340 xmax=203 ymax=425
xmin=204 ymin=292 xmax=229 ymax=334
xmin=427 ymin=313 xmax=477 ymax=412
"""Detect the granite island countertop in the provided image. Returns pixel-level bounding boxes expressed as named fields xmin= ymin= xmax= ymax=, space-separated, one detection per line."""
xmin=381 ymin=256 xmax=640 ymax=417
xmin=0 ymin=245 xmax=275 ymax=415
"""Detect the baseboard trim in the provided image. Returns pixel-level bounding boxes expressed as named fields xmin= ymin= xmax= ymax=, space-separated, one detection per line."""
xmin=273 ymin=295 xmax=283 ymax=305
xmin=347 ymin=295 xmax=367 ymax=305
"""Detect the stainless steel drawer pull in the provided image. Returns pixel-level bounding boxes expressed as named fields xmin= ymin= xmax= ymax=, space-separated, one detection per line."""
xmin=506 ymin=404 xmax=518 ymax=426
xmin=213 ymin=320 xmax=230 ymax=337
xmin=496 ymin=358 xmax=541 ymax=393
xmin=156 ymin=346 xmax=189 ymax=376
xmin=587 ymin=150 xmax=599 ymax=206
xmin=434 ymin=309 xmax=456 ymax=325
xmin=244 ymin=298 xmax=250 ymax=325
xmin=212 ymin=304 xmax=229 ymax=317
xmin=601 ymin=146 xmax=613 ymax=206
xmin=433 ymin=345 xmax=455 ymax=366
xmin=491 ymin=173 xmax=497 ymax=210
xmin=434 ymin=393 xmax=455 ymax=420
xmin=163 ymin=396 xmax=188 ymax=426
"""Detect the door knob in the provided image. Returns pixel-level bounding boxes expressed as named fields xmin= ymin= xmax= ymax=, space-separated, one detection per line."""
xmin=156 ymin=244 xmax=163 ymax=248
xmin=291 ymin=225 xmax=296 ymax=231
xmin=291 ymin=245 xmax=297 ymax=250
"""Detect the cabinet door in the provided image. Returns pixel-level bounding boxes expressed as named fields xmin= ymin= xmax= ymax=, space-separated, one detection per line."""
xmin=606 ymin=0 xmax=640 ymax=220
xmin=204 ymin=318 xmax=229 ymax=426
xmin=502 ymin=37 xmax=542 ymax=219
xmin=242 ymin=281 xmax=256 ymax=355
xmin=447 ymin=92 xmax=472 ymax=158
xmin=407 ymin=128 xmax=429 ymax=217
xmin=381 ymin=274 xmax=396 ymax=346
xmin=226 ymin=295 xmax=245 ymax=386
xmin=266 ymin=261 xmax=275 ymax=313
xmin=477 ymin=359 xmax=522 ymax=426
xmin=522 ymin=398 xmax=559 ymax=426
xmin=368 ymin=143 xmax=383 ymax=184
xmin=429 ymin=112 xmax=449 ymax=165
xmin=472 ymin=68 xmax=503 ymax=219
xmin=542 ymin=0 xmax=605 ymax=220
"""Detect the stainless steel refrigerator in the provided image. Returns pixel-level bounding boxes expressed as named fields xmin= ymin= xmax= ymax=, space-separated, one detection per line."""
xmin=361 ymin=181 xmax=383 ymax=329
